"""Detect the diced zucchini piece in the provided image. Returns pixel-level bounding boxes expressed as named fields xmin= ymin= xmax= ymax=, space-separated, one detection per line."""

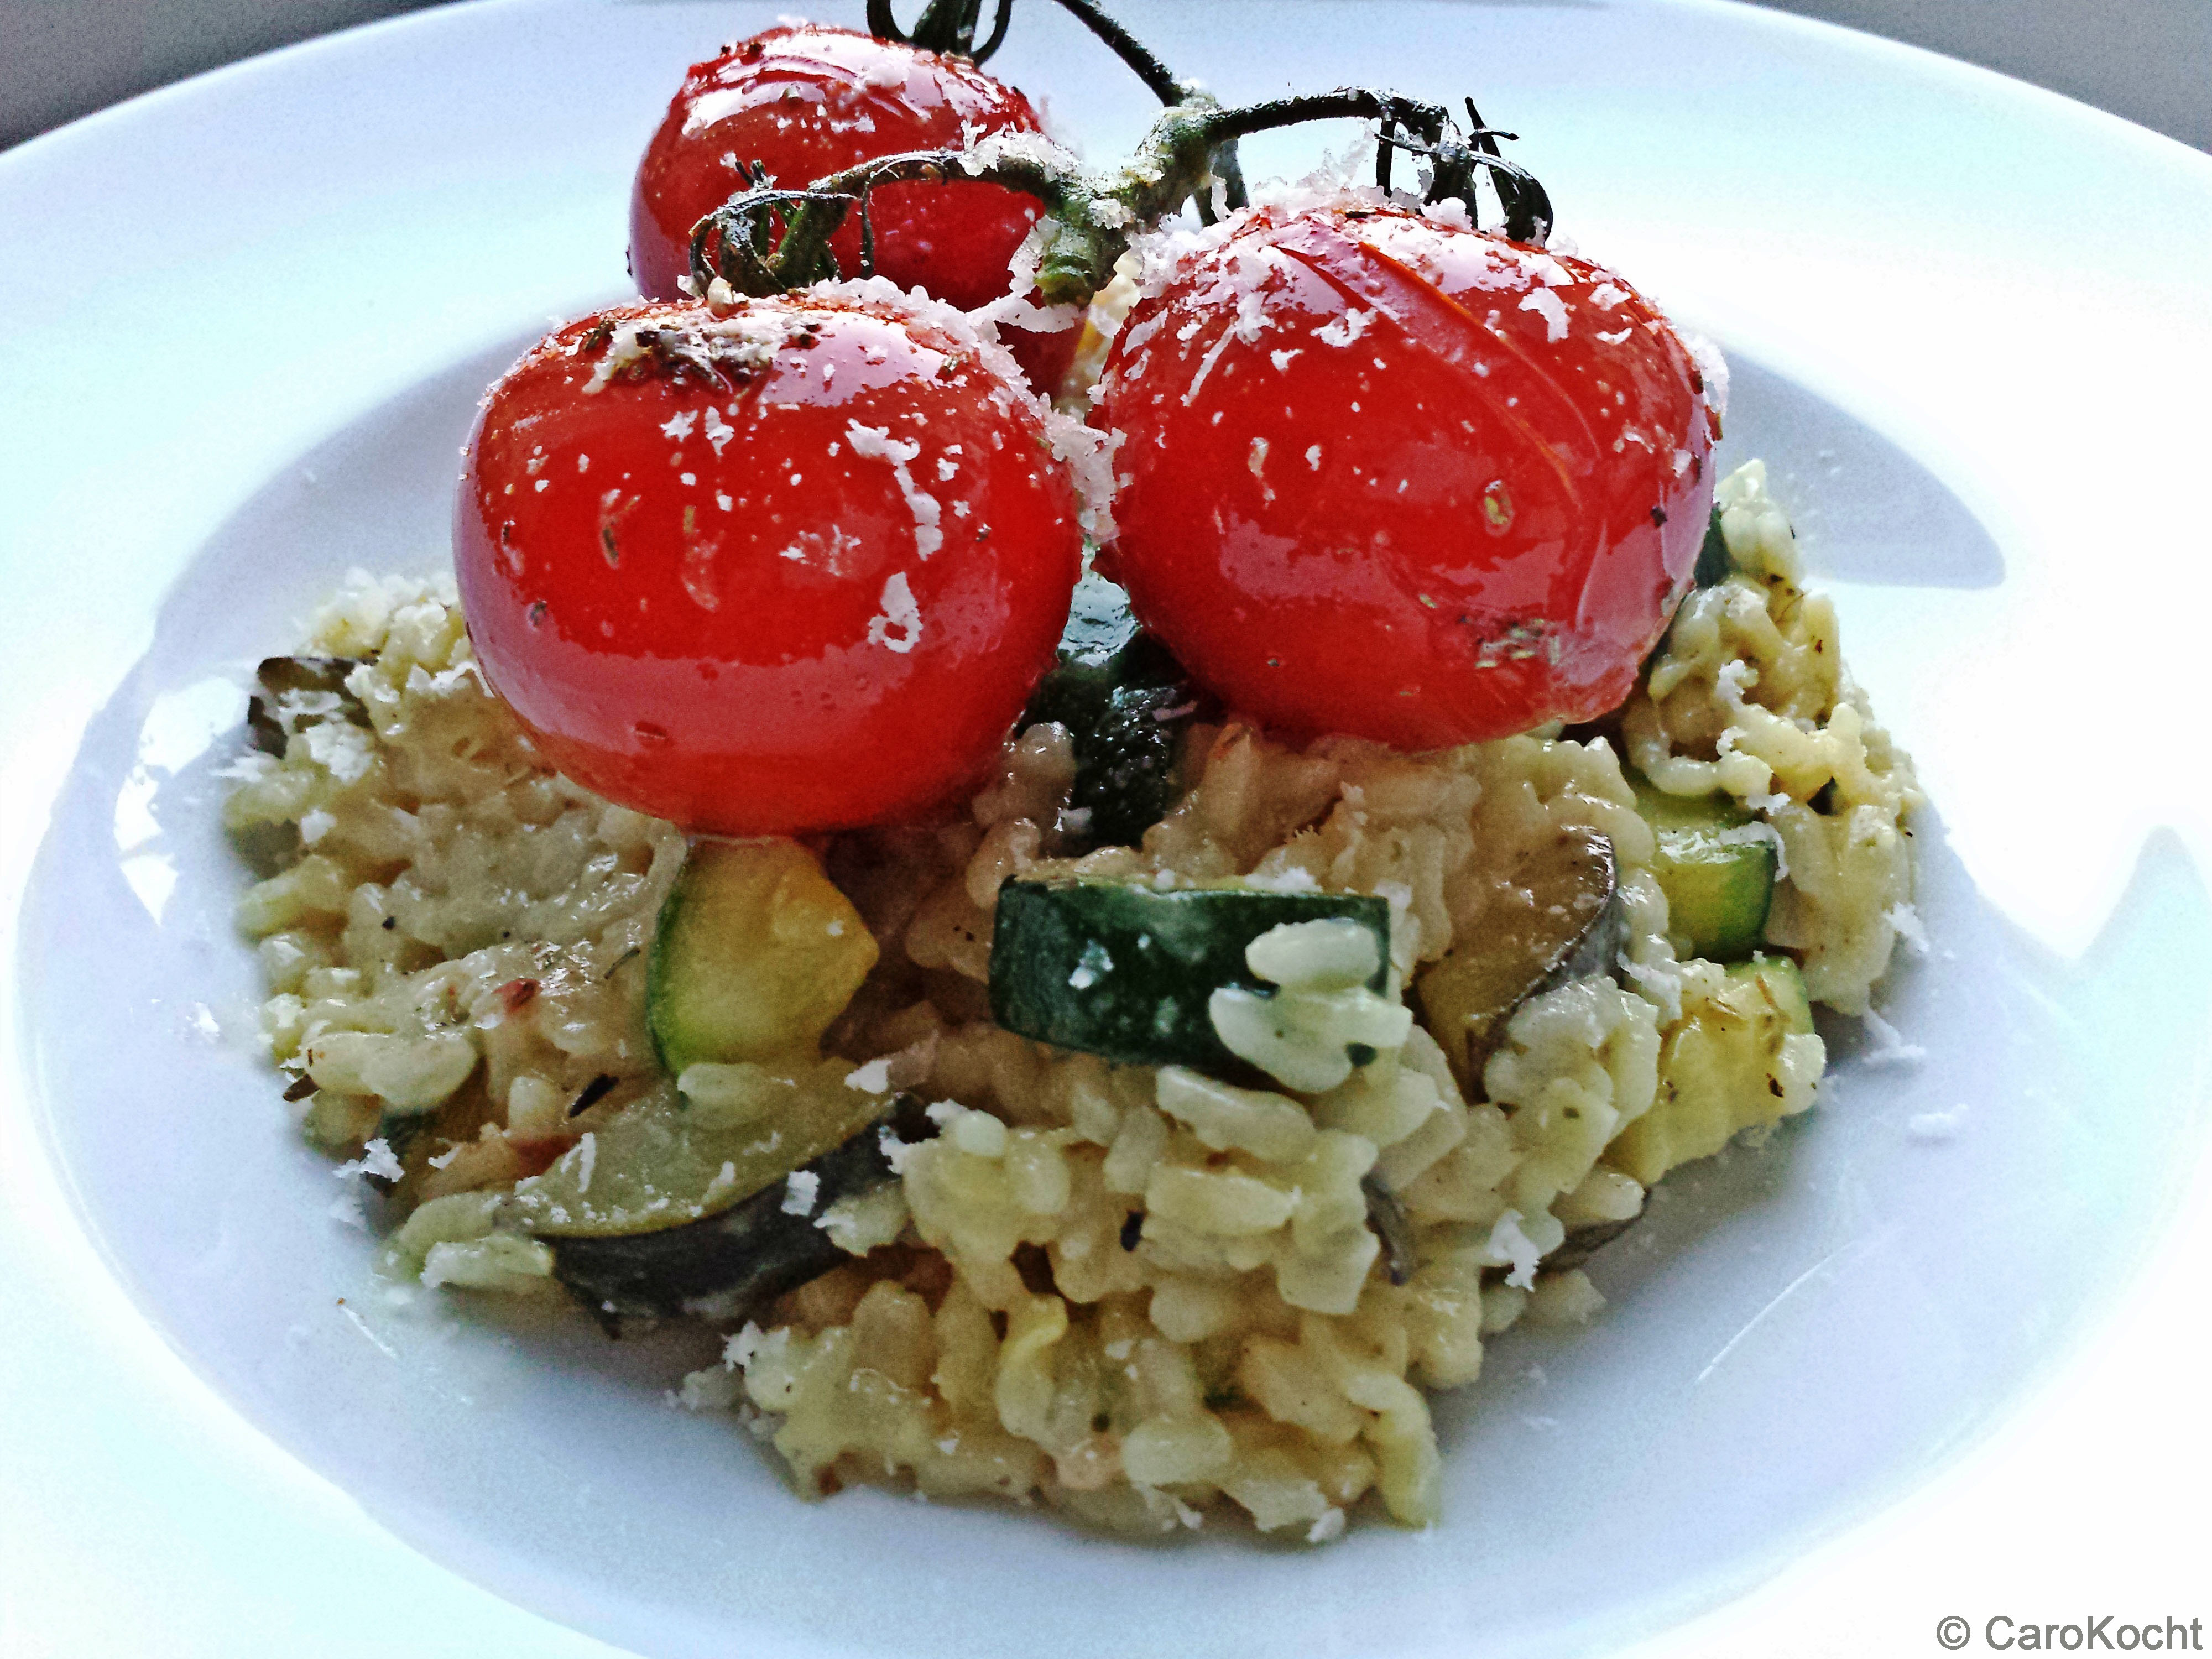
xmin=1632 ymin=780 xmax=1776 ymax=961
xmin=1413 ymin=830 xmax=1627 ymax=1095
xmin=646 ymin=838 xmax=879 ymax=1077
xmin=1605 ymin=954 xmax=1816 ymax=1186
xmin=545 ymin=1094 xmax=936 ymax=1321
xmin=989 ymin=880 xmax=1389 ymax=1073
xmin=504 ymin=1058 xmax=893 ymax=1237
xmin=1021 ymin=575 xmax=1202 ymax=850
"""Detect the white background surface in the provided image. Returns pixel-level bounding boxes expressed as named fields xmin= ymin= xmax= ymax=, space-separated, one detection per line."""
xmin=4 ymin=0 xmax=2210 ymax=153
xmin=3 ymin=2 xmax=2211 ymax=1656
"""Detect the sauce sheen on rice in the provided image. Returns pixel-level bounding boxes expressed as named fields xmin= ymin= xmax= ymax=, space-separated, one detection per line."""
xmin=227 ymin=458 xmax=1919 ymax=1537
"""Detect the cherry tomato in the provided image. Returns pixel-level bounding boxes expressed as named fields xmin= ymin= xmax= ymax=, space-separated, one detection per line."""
xmin=456 ymin=292 xmax=1084 ymax=835
xmin=629 ymin=24 xmax=1076 ymax=393
xmin=1093 ymin=202 xmax=1719 ymax=748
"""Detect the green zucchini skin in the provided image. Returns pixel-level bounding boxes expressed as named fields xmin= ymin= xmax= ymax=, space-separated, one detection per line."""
xmin=989 ymin=880 xmax=1390 ymax=1073
xmin=1020 ymin=576 xmax=1203 ymax=851
xmin=547 ymin=1094 xmax=935 ymax=1322
xmin=1633 ymin=782 xmax=1776 ymax=961
xmin=1616 ymin=513 xmax=1781 ymax=962
xmin=1692 ymin=504 xmax=1733 ymax=588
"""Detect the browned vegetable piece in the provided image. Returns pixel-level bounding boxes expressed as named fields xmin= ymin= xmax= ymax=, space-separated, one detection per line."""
xmin=247 ymin=655 xmax=369 ymax=756
xmin=1413 ymin=829 xmax=1628 ymax=1096
xmin=1362 ymin=1172 xmax=1418 ymax=1286
xmin=505 ymin=1061 xmax=893 ymax=1239
xmin=543 ymin=1094 xmax=937 ymax=1323
xmin=1545 ymin=1215 xmax=1640 ymax=1273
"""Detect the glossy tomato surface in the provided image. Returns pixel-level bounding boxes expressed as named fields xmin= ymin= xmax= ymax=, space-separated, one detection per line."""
xmin=1093 ymin=202 xmax=1719 ymax=748
xmin=456 ymin=292 xmax=1083 ymax=834
xmin=629 ymin=24 xmax=1076 ymax=392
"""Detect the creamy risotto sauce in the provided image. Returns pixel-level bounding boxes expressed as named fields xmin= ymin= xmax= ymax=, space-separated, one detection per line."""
xmin=227 ymin=460 xmax=1918 ymax=1538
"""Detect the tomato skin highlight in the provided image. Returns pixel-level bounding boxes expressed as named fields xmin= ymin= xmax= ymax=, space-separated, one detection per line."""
xmin=629 ymin=24 xmax=1076 ymax=393
xmin=456 ymin=294 xmax=1083 ymax=835
xmin=1094 ymin=204 xmax=1718 ymax=748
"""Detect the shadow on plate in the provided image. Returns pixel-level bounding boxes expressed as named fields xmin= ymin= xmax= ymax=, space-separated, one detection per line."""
xmin=1720 ymin=354 xmax=2005 ymax=589
xmin=1440 ymin=815 xmax=2210 ymax=1639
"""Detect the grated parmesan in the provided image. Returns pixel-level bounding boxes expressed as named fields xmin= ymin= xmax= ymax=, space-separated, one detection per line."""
xmin=780 ymin=1169 xmax=820 ymax=1216
xmin=1859 ymin=1007 xmax=1927 ymax=1067
xmin=843 ymin=422 xmax=943 ymax=561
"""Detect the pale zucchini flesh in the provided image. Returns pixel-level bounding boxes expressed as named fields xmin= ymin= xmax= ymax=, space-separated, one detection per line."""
xmin=647 ymin=838 xmax=879 ymax=1077
xmin=1632 ymin=780 xmax=1776 ymax=961
xmin=546 ymin=1094 xmax=935 ymax=1321
xmin=504 ymin=1058 xmax=894 ymax=1238
xmin=1606 ymin=954 xmax=1816 ymax=1186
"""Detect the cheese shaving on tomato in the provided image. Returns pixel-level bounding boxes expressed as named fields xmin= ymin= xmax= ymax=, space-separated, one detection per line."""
xmin=805 ymin=275 xmax=1119 ymax=541
xmin=844 ymin=421 xmax=944 ymax=561
xmin=1678 ymin=326 xmax=1731 ymax=420
xmin=1517 ymin=288 xmax=1569 ymax=342
xmin=974 ymin=216 xmax=1083 ymax=337
xmin=865 ymin=571 xmax=923 ymax=654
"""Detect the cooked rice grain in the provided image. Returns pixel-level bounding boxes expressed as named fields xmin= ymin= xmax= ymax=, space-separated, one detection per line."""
xmin=232 ymin=463 xmax=1917 ymax=1538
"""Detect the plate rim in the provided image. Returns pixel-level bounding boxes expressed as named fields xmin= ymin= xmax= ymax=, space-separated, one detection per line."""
xmin=4 ymin=4 xmax=2211 ymax=1657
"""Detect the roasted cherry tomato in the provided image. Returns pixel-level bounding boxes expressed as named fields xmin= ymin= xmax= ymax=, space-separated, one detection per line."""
xmin=1093 ymin=202 xmax=1719 ymax=748
xmin=456 ymin=292 xmax=1084 ymax=834
xmin=630 ymin=24 xmax=1076 ymax=393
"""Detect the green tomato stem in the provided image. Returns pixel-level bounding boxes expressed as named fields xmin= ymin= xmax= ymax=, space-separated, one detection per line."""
xmin=691 ymin=184 xmax=857 ymax=297
xmin=1040 ymin=0 xmax=1247 ymax=220
xmin=867 ymin=0 xmax=1014 ymax=61
xmin=692 ymin=83 xmax=1552 ymax=310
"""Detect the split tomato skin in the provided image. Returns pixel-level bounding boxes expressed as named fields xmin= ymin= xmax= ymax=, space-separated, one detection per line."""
xmin=629 ymin=25 xmax=1076 ymax=393
xmin=456 ymin=293 xmax=1083 ymax=835
xmin=1093 ymin=202 xmax=1719 ymax=749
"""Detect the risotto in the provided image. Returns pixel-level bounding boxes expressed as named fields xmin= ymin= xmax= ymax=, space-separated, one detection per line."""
xmin=227 ymin=458 xmax=1919 ymax=1539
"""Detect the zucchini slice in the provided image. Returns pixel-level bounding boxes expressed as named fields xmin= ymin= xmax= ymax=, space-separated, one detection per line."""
xmin=647 ymin=838 xmax=879 ymax=1077
xmin=1412 ymin=830 xmax=1627 ymax=1095
xmin=1020 ymin=575 xmax=1203 ymax=851
xmin=1633 ymin=780 xmax=1776 ymax=961
xmin=989 ymin=880 xmax=1389 ymax=1073
xmin=545 ymin=1094 xmax=936 ymax=1321
xmin=504 ymin=1058 xmax=893 ymax=1238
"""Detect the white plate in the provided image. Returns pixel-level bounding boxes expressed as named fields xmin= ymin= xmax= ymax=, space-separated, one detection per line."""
xmin=4 ymin=3 xmax=2211 ymax=1656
